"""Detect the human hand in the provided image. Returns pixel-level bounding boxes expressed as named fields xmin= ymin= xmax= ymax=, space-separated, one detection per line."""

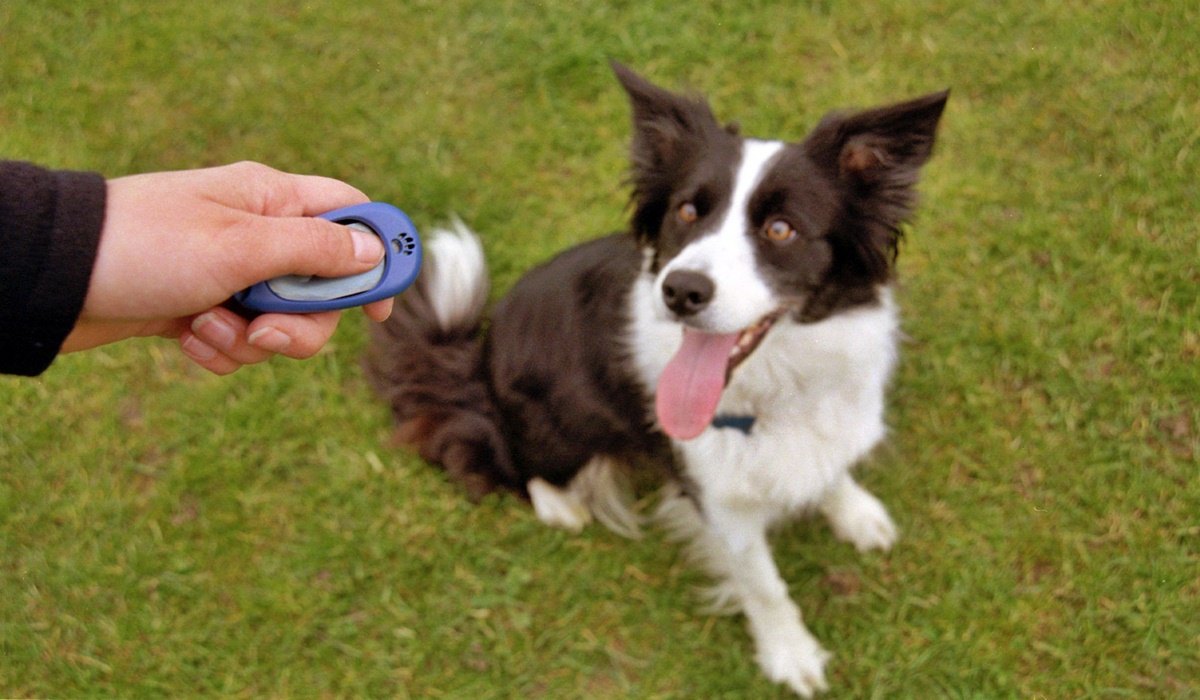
xmin=62 ymin=161 xmax=396 ymax=374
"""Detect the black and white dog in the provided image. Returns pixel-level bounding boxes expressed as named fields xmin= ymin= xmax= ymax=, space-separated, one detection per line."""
xmin=366 ymin=62 xmax=946 ymax=696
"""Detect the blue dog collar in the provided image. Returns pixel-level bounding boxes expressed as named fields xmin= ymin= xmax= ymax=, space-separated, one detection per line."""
xmin=711 ymin=415 xmax=756 ymax=434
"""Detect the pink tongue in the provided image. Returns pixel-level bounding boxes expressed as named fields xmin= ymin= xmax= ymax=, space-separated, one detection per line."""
xmin=656 ymin=329 xmax=741 ymax=440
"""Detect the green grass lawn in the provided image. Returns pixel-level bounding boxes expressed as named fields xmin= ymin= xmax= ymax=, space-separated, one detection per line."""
xmin=2 ymin=1 xmax=1197 ymax=697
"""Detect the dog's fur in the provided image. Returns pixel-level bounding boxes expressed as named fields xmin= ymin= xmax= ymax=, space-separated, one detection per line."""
xmin=365 ymin=63 xmax=946 ymax=696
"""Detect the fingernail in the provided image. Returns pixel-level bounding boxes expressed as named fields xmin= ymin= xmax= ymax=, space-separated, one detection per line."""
xmin=181 ymin=335 xmax=218 ymax=361
xmin=192 ymin=312 xmax=236 ymax=351
xmin=350 ymin=228 xmax=385 ymax=264
xmin=248 ymin=327 xmax=292 ymax=353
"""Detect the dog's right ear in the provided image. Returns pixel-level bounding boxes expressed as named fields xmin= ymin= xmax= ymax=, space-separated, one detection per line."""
xmin=611 ymin=61 xmax=723 ymax=172
xmin=612 ymin=62 xmax=728 ymax=244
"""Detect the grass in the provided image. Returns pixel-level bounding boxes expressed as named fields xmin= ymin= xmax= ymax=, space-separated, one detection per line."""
xmin=2 ymin=0 xmax=1197 ymax=697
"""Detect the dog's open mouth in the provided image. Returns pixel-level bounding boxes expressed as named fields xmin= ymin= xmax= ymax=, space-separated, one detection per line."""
xmin=726 ymin=311 xmax=780 ymax=380
xmin=656 ymin=311 xmax=781 ymax=441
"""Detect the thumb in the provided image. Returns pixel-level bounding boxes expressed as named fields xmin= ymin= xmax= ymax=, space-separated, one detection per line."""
xmin=236 ymin=215 xmax=387 ymax=286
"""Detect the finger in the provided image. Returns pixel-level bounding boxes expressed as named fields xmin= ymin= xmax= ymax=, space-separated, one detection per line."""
xmin=213 ymin=161 xmax=369 ymax=217
xmin=230 ymin=215 xmax=386 ymax=287
xmin=179 ymin=333 xmax=244 ymax=375
xmin=189 ymin=308 xmax=275 ymax=366
xmin=246 ymin=311 xmax=342 ymax=360
xmin=286 ymin=172 xmax=371 ymax=217
xmin=362 ymin=297 xmax=394 ymax=322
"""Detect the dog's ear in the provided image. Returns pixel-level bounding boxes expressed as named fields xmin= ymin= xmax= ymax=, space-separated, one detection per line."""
xmin=803 ymin=90 xmax=948 ymax=289
xmin=807 ymin=89 xmax=949 ymax=198
xmin=611 ymin=61 xmax=723 ymax=172
xmin=611 ymin=61 xmax=729 ymax=244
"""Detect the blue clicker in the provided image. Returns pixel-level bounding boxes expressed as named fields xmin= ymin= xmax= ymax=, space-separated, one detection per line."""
xmin=235 ymin=202 xmax=422 ymax=313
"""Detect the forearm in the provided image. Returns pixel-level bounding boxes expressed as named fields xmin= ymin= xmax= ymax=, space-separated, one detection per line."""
xmin=0 ymin=160 xmax=107 ymax=376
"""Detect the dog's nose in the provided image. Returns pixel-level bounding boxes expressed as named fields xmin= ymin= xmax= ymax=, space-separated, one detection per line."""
xmin=662 ymin=270 xmax=714 ymax=317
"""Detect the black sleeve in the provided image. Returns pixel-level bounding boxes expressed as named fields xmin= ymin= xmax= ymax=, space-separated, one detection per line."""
xmin=1 ymin=160 xmax=108 ymax=376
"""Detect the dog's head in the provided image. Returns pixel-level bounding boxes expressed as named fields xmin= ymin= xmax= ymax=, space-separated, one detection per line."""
xmin=611 ymin=62 xmax=947 ymax=438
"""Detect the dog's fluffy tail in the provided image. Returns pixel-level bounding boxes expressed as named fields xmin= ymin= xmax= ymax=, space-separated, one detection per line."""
xmin=364 ymin=219 xmax=520 ymax=500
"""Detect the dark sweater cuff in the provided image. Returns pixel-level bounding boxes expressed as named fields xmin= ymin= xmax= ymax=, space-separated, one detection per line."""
xmin=0 ymin=162 xmax=107 ymax=376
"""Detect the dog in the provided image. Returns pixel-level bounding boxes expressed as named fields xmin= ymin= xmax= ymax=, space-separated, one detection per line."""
xmin=365 ymin=62 xmax=947 ymax=696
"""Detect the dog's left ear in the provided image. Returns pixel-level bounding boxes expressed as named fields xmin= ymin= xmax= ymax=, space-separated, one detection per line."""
xmin=803 ymin=90 xmax=948 ymax=288
xmin=808 ymin=89 xmax=949 ymax=192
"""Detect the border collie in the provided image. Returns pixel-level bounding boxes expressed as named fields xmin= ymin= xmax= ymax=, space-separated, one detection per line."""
xmin=366 ymin=62 xmax=947 ymax=696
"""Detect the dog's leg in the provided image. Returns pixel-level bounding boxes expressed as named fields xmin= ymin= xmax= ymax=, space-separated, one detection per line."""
xmin=528 ymin=456 xmax=642 ymax=537
xmin=817 ymin=474 xmax=898 ymax=553
xmin=529 ymin=477 xmax=592 ymax=533
xmin=705 ymin=504 xmax=831 ymax=697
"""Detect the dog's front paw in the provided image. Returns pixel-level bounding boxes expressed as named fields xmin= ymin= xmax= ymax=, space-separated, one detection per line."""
xmin=756 ymin=627 xmax=831 ymax=697
xmin=837 ymin=498 xmax=897 ymax=552
xmin=821 ymin=480 xmax=898 ymax=553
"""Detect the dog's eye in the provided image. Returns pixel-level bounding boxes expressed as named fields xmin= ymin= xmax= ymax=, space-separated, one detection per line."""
xmin=763 ymin=219 xmax=797 ymax=243
xmin=678 ymin=203 xmax=698 ymax=224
